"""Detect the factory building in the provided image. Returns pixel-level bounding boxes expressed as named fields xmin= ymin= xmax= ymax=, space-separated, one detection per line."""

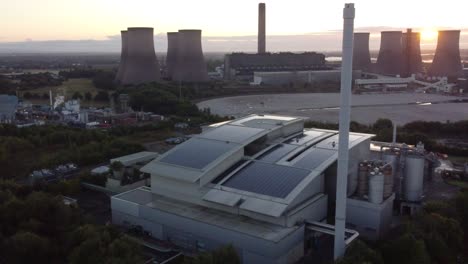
xmin=119 ymin=27 xmax=161 ymax=85
xmin=111 ymin=114 xmax=422 ymax=263
xmin=0 ymin=95 xmax=18 ymax=124
xmin=252 ymin=70 xmax=362 ymax=86
xmin=224 ymin=52 xmax=328 ymax=80
xmin=429 ymin=30 xmax=463 ymax=78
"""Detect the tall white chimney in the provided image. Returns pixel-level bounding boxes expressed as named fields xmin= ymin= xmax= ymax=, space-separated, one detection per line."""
xmin=334 ymin=3 xmax=355 ymax=260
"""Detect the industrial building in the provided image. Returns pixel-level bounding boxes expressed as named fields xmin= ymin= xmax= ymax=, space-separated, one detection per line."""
xmin=0 ymin=95 xmax=18 ymax=124
xmin=352 ymin=33 xmax=371 ymax=71
xmin=172 ymin=30 xmax=208 ymax=82
xmin=224 ymin=52 xmax=328 ymax=80
xmin=429 ymin=30 xmax=463 ymax=78
xmin=119 ymin=27 xmax=161 ymax=85
xmin=115 ymin=30 xmax=128 ymax=83
xmin=375 ymin=31 xmax=405 ymax=76
xmin=252 ymin=70 xmax=362 ymax=86
xmin=110 ymin=114 xmax=432 ymax=263
xmin=402 ymin=29 xmax=423 ymax=76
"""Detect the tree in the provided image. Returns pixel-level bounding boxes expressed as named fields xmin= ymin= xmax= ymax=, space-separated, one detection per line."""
xmin=338 ymin=240 xmax=383 ymax=264
xmin=381 ymin=233 xmax=430 ymax=264
xmin=84 ymin=92 xmax=92 ymax=101
xmin=3 ymin=231 xmax=53 ymax=264
xmin=94 ymin=91 xmax=109 ymax=101
xmin=72 ymin=91 xmax=83 ymax=100
xmin=184 ymin=245 xmax=240 ymax=264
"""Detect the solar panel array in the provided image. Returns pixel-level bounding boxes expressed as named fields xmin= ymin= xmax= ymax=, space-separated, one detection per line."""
xmin=223 ymin=161 xmax=310 ymax=198
xmin=293 ymin=148 xmax=337 ymax=170
xmin=257 ymin=144 xmax=298 ymax=163
xmin=160 ymin=138 xmax=238 ymax=169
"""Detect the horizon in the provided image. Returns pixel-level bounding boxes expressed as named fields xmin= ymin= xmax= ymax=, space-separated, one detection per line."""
xmin=2 ymin=0 xmax=468 ymax=53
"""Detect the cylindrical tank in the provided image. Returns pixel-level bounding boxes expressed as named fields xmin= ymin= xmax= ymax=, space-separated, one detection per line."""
xmin=382 ymin=151 xmax=399 ymax=189
xmin=376 ymin=31 xmax=404 ymax=76
xmin=166 ymin=32 xmax=179 ymax=80
xmin=121 ymin=27 xmax=161 ymax=85
xmin=357 ymin=162 xmax=369 ymax=196
xmin=369 ymin=171 xmax=384 ymax=204
xmin=404 ymin=154 xmax=425 ymax=202
xmin=429 ymin=30 xmax=463 ymax=78
xmin=382 ymin=164 xmax=393 ymax=199
xmin=173 ymin=29 xmax=208 ymax=82
xmin=115 ymin=30 xmax=128 ymax=83
xmin=353 ymin=33 xmax=371 ymax=71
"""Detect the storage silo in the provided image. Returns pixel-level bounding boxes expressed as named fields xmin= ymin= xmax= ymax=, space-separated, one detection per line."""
xmin=403 ymin=154 xmax=425 ymax=202
xmin=429 ymin=30 xmax=463 ymax=78
xmin=121 ymin=27 xmax=161 ymax=85
xmin=382 ymin=164 xmax=393 ymax=199
xmin=353 ymin=33 xmax=371 ymax=71
xmin=369 ymin=171 xmax=384 ymax=204
xmin=402 ymin=29 xmax=423 ymax=76
xmin=115 ymin=30 xmax=128 ymax=83
xmin=357 ymin=162 xmax=369 ymax=196
xmin=173 ymin=29 xmax=208 ymax=82
xmin=166 ymin=32 xmax=179 ymax=80
xmin=376 ymin=31 xmax=404 ymax=76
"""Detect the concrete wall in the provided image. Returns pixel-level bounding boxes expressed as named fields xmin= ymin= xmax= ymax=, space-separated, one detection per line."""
xmin=112 ymin=199 xmax=306 ymax=264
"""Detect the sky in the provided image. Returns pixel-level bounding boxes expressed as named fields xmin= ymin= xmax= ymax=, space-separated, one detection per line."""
xmin=1 ymin=0 xmax=468 ymax=52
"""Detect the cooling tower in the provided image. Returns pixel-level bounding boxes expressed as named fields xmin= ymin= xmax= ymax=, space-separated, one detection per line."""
xmin=258 ymin=3 xmax=266 ymax=54
xmin=376 ymin=31 xmax=404 ymax=76
xmin=115 ymin=30 xmax=128 ymax=83
xmin=429 ymin=30 xmax=463 ymax=78
xmin=166 ymin=32 xmax=179 ymax=80
xmin=121 ymin=27 xmax=160 ymax=85
xmin=402 ymin=30 xmax=423 ymax=76
xmin=173 ymin=29 xmax=208 ymax=82
xmin=353 ymin=32 xmax=371 ymax=71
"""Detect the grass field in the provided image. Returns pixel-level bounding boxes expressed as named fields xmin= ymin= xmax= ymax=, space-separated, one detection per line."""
xmin=22 ymin=78 xmax=110 ymax=107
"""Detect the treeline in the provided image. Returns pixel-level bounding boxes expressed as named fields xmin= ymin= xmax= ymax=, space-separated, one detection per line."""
xmin=16 ymin=72 xmax=62 ymax=89
xmin=59 ymin=68 xmax=116 ymax=90
xmin=0 ymin=124 xmax=144 ymax=179
xmin=305 ymin=119 xmax=468 ymax=156
xmin=339 ymin=189 xmax=468 ymax=264
xmin=0 ymin=181 xmax=143 ymax=264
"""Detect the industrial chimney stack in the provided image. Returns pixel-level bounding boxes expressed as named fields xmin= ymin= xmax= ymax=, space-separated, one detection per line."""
xmin=173 ymin=29 xmax=208 ymax=82
xmin=121 ymin=27 xmax=161 ymax=85
xmin=376 ymin=31 xmax=404 ymax=76
xmin=166 ymin=32 xmax=179 ymax=80
xmin=258 ymin=3 xmax=266 ymax=54
xmin=115 ymin=30 xmax=128 ymax=83
xmin=429 ymin=30 xmax=463 ymax=78
xmin=352 ymin=32 xmax=371 ymax=71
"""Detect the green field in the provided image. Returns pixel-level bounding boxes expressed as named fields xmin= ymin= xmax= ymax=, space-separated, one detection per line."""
xmin=23 ymin=78 xmax=110 ymax=107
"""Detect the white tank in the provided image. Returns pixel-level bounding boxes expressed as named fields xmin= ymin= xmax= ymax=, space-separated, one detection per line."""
xmin=382 ymin=164 xmax=393 ymax=199
xmin=404 ymin=154 xmax=425 ymax=202
xmin=357 ymin=162 xmax=369 ymax=196
xmin=368 ymin=171 xmax=384 ymax=204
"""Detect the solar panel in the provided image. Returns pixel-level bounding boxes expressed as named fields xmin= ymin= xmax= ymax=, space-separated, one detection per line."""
xmin=257 ymin=144 xmax=298 ymax=162
xmin=293 ymin=148 xmax=336 ymax=170
xmin=223 ymin=161 xmax=310 ymax=198
xmin=199 ymin=125 xmax=264 ymax=143
xmin=160 ymin=138 xmax=239 ymax=169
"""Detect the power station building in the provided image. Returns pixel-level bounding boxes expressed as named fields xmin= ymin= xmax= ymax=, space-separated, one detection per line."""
xmin=352 ymin=33 xmax=371 ymax=71
xmin=429 ymin=30 xmax=463 ymax=78
xmin=111 ymin=114 xmax=418 ymax=263
xmin=116 ymin=27 xmax=161 ymax=85
xmin=224 ymin=52 xmax=328 ymax=80
xmin=375 ymin=31 xmax=405 ymax=76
